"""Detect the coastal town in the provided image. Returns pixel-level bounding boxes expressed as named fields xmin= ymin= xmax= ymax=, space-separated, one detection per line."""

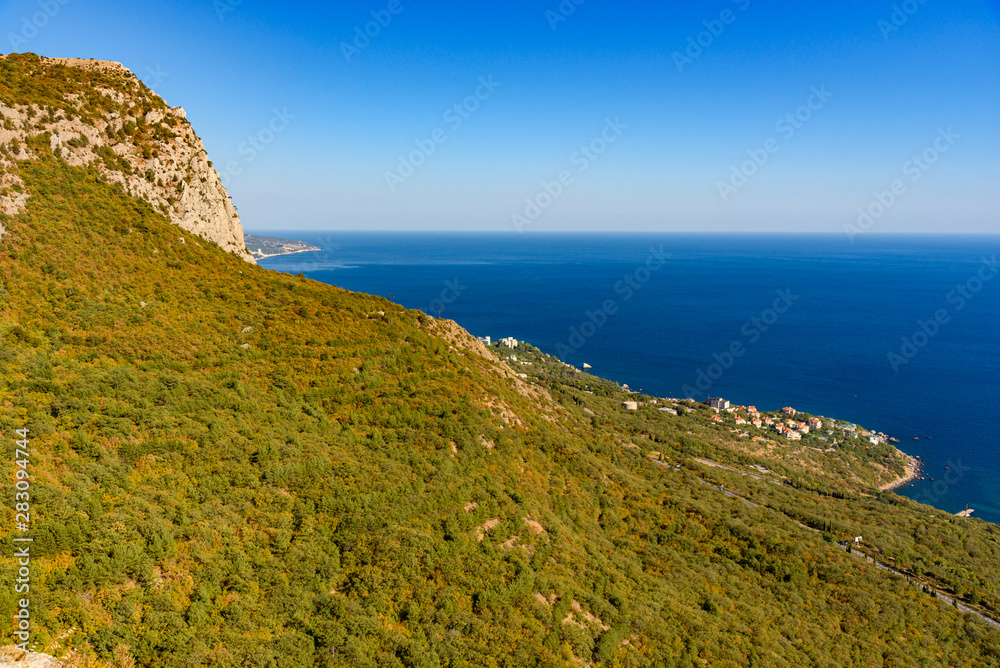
xmin=482 ymin=335 xmax=933 ymax=496
xmin=482 ymin=335 xmax=900 ymax=450
xmin=689 ymin=396 xmax=893 ymax=448
xmin=623 ymin=393 xmax=905 ymax=454
xmin=641 ymin=396 xmax=930 ymax=499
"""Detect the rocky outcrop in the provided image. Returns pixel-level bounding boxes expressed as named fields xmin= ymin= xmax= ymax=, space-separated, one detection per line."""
xmin=0 ymin=55 xmax=254 ymax=262
xmin=0 ymin=648 xmax=64 ymax=667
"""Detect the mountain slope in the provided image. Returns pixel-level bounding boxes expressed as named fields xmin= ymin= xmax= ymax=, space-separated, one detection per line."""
xmin=0 ymin=54 xmax=252 ymax=262
xmin=1 ymin=54 xmax=1000 ymax=668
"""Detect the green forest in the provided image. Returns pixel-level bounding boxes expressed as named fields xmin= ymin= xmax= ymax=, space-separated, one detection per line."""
xmin=1 ymin=53 xmax=1000 ymax=667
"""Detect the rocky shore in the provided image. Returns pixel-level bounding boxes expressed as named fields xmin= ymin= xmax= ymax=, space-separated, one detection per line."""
xmin=880 ymin=454 xmax=923 ymax=492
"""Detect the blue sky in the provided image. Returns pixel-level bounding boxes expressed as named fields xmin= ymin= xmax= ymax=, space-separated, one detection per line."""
xmin=3 ymin=0 xmax=999 ymax=233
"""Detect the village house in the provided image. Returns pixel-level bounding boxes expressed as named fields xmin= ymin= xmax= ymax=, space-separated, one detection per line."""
xmin=782 ymin=407 xmax=797 ymax=415
xmin=809 ymin=418 xmax=823 ymax=429
xmin=786 ymin=431 xmax=802 ymax=441
xmin=622 ymin=401 xmax=638 ymax=411
xmin=499 ymin=337 xmax=519 ymax=349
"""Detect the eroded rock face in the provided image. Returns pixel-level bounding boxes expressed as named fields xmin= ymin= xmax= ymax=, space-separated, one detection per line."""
xmin=0 ymin=648 xmax=64 ymax=667
xmin=0 ymin=56 xmax=254 ymax=263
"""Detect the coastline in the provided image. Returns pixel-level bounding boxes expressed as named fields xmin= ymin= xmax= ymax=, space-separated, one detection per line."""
xmin=490 ymin=336 xmax=928 ymax=500
xmin=880 ymin=453 xmax=922 ymax=492
xmin=253 ymin=248 xmax=320 ymax=261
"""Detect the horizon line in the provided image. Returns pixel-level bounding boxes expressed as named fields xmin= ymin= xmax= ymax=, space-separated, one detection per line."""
xmin=244 ymin=229 xmax=1000 ymax=236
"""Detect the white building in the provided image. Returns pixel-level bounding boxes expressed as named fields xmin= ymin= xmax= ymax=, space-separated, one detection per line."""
xmin=499 ymin=337 xmax=518 ymax=349
xmin=708 ymin=397 xmax=730 ymax=411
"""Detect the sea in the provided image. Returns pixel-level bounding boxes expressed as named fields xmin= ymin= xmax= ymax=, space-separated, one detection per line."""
xmin=258 ymin=233 xmax=1000 ymax=524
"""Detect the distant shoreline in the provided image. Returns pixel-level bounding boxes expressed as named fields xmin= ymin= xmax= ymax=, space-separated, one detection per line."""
xmin=254 ymin=248 xmax=320 ymax=261
xmin=245 ymin=234 xmax=322 ymax=261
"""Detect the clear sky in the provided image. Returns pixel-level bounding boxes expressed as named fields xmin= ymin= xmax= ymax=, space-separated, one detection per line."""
xmin=3 ymin=0 xmax=999 ymax=233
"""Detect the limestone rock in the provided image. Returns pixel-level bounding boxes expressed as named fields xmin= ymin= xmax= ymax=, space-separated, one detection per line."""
xmin=0 ymin=55 xmax=254 ymax=262
xmin=0 ymin=648 xmax=64 ymax=667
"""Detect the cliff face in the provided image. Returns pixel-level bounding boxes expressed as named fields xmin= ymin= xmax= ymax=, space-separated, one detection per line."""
xmin=0 ymin=54 xmax=253 ymax=262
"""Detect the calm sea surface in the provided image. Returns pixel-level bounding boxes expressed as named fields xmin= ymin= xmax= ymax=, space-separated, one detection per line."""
xmin=259 ymin=233 xmax=1000 ymax=523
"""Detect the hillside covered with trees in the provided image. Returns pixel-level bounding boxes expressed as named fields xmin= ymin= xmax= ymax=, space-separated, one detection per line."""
xmin=1 ymin=53 xmax=1000 ymax=668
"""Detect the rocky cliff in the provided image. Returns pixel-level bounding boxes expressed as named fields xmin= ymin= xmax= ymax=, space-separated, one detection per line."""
xmin=0 ymin=54 xmax=253 ymax=262
xmin=0 ymin=648 xmax=63 ymax=668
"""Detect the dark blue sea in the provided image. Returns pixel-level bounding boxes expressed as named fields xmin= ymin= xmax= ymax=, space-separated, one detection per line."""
xmin=258 ymin=233 xmax=1000 ymax=524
